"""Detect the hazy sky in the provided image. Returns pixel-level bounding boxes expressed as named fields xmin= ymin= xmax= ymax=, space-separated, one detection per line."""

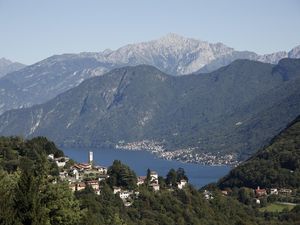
xmin=1 ymin=0 xmax=299 ymax=64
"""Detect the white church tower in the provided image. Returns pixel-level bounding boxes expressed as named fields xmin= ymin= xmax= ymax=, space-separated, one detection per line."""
xmin=89 ymin=151 xmax=93 ymax=165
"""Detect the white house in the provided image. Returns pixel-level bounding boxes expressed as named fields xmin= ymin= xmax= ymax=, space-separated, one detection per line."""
xmin=279 ymin=188 xmax=292 ymax=195
xmin=86 ymin=180 xmax=99 ymax=190
xmin=113 ymin=186 xmax=121 ymax=194
xmin=150 ymin=183 xmax=160 ymax=191
xmin=56 ymin=161 xmax=66 ymax=167
xmin=77 ymin=182 xmax=86 ymax=191
xmin=54 ymin=157 xmax=69 ymax=167
xmin=124 ymin=202 xmax=132 ymax=207
xmin=150 ymin=171 xmax=158 ymax=181
xmin=177 ymin=179 xmax=187 ymax=189
xmin=94 ymin=166 xmax=108 ymax=174
xmin=270 ymin=188 xmax=278 ymax=195
xmin=119 ymin=190 xmax=132 ymax=200
xmin=203 ymin=190 xmax=213 ymax=200
xmin=94 ymin=189 xmax=101 ymax=195
xmin=137 ymin=176 xmax=146 ymax=186
xmin=59 ymin=171 xmax=68 ymax=180
xmin=98 ymin=174 xmax=109 ymax=182
xmin=72 ymin=169 xmax=79 ymax=180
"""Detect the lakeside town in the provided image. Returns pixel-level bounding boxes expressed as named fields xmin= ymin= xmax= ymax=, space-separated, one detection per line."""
xmin=115 ymin=140 xmax=239 ymax=165
xmin=48 ymin=150 xmax=298 ymax=210
xmin=48 ymin=151 xmax=188 ymax=207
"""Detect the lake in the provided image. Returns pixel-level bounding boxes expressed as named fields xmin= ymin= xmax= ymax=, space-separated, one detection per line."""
xmin=63 ymin=148 xmax=231 ymax=188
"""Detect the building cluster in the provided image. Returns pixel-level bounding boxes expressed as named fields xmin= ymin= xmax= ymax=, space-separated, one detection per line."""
xmin=253 ymin=186 xmax=293 ymax=204
xmin=48 ymin=151 xmax=108 ymax=196
xmin=113 ymin=170 xmax=188 ymax=206
xmin=148 ymin=171 xmax=160 ymax=191
xmin=203 ymin=190 xmax=214 ymax=200
xmin=116 ymin=140 xmax=164 ymax=153
xmin=203 ymin=186 xmax=294 ymax=202
xmin=115 ymin=139 xmax=239 ymax=165
xmin=48 ymin=152 xmax=188 ymax=207
xmin=48 ymin=154 xmax=70 ymax=167
xmin=113 ymin=187 xmax=140 ymax=207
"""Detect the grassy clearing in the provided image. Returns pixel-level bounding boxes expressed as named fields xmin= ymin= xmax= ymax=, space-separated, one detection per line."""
xmin=259 ymin=203 xmax=296 ymax=212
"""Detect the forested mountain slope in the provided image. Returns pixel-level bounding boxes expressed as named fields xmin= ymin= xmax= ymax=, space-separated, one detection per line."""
xmin=0 ymin=59 xmax=300 ymax=159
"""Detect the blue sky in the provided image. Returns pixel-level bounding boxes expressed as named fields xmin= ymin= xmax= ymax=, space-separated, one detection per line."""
xmin=0 ymin=0 xmax=299 ymax=64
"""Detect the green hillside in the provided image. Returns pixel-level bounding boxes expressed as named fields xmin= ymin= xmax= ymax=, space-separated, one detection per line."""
xmin=2 ymin=136 xmax=300 ymax=225
xmin=218 ymin=115 xmax=300 ymax=189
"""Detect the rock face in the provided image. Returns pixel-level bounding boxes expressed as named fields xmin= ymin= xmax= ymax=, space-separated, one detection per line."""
xmin=83 ymin=33 xmax=300 ymax=75
xmin=0 ymin=58 xmax=25 ymax=78
xmin=0 ymin=59 xmax=300 ymax=159
xmin=0 ymin=34 xmax=299 ymax=115
xmin=0 ymin=55 xmax=115 ymax=114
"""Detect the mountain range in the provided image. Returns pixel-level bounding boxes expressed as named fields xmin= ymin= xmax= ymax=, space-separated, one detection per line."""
xmin=0 ymin=33 xmax=299 ymax=115
xmin=0 ymin=57 xmax=25 ymax=78
xmin=0 ymin=58 xmax=299 ymax=160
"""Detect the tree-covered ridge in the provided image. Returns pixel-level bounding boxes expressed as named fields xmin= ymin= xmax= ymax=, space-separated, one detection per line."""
xmin=0 ymin=136 xmax=81 ymax=225
xmin=1 ymin=58 xmax=300 ymax=162
xmin=0 ymin=136 xmax=299 ymax=225
xmin=0 ymin=136 xmax=63 ymax=172
xmin=218 ymin=115 xmax=300 ymax=189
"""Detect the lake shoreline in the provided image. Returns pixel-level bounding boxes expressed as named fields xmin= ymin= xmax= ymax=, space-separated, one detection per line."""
xmin=62 ymin=147 xmax=231 ymax=188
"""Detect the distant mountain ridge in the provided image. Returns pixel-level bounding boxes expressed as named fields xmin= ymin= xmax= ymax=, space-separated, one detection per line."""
xmin=80 ymin=33 xmax=300 ymax=75
xmin=0 ymin=57 xmax=25 ymax=78
xmin=0 ymin=59 xmax=300 ymax=160
xmin=0 ymin=34 xmax=299 ymax=115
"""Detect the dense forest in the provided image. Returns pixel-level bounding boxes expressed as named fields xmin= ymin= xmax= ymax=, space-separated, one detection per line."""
xmin=0 ymin=136 xmax=299 ymax=225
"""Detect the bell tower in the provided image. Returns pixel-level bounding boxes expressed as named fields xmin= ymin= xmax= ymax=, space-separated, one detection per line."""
xmin=89 ymin=151 xmax=93 ymax=165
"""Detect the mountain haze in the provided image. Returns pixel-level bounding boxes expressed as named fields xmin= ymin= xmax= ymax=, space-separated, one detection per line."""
xmin=0 ymin=34 xmax=299 ymax=114
xmin=1 ymin=59 xmax=300 ymax=160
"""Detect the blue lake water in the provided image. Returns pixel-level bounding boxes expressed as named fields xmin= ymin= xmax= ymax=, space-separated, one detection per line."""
xmin=63 ymin=148 xmax=231 ymax=188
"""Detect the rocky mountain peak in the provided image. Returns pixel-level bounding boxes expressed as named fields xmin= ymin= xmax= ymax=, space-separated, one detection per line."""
xmin=289 ymin=45 xmax=300 ymax=58
xmin=0 ymin=57 xmax=13 ymax=66
xmin=157 ymin=33 xmax=202 ymax=45
xmin=0 ymin=57 xmax=26 ymax=78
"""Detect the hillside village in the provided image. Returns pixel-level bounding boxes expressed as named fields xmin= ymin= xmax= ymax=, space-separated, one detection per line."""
xmin=214 ymin=186 xmax=295 ymax=205
xmin=48 ymin=151 xmax=188 ymax=206
xmin=49 ymin=151 xmax=297 ymax=207
xmin=1 ymin=136 xmax=299 ymax=225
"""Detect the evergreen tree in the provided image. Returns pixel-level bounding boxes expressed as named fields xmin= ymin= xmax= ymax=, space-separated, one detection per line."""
xmin=14 ymin=158 xmax=48 ymax=225
xmin=0 ymin=170 xmax=18 ymax=225
xmin=107 ymin=160 xmax=137 ymax=189
xmin=44 ymin=183 xmax=82 ymax=225
xmin=166 ymin=169 xmax=177 ymax=187
xmin=176 ymin=168 xmax=188 ymax=182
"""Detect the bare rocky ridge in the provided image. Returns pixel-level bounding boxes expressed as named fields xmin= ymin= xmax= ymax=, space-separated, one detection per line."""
xmin=0 ymin=57 xmax=25 ymax=78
